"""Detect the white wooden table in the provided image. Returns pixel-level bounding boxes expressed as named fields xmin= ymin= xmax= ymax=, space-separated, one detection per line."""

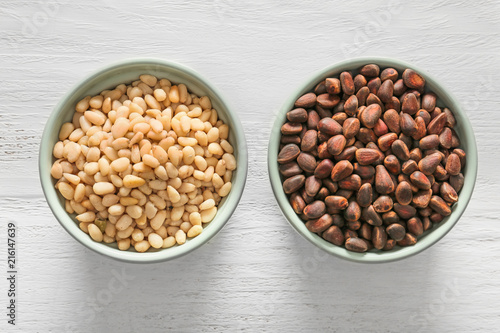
xmin=1 ymin=1 xmax=499 ymax=332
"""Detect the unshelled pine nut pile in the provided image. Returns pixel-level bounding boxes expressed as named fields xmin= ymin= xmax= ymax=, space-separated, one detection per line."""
xmin=51 ymin=74 xmax=236 ymax=252
xmin=278 ymin=64 xmax=466 ymax=253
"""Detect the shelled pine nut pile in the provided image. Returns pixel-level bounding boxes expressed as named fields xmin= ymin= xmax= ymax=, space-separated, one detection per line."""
xmin=51 ymin=74 xmax=236 ymax=252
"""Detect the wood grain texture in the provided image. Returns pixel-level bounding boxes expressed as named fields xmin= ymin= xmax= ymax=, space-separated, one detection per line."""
xmin=1 ymin=0 xmax=500 ymax=332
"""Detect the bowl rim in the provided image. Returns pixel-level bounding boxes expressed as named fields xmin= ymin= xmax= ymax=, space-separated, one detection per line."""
xmin=268 ymin=56 xmax=478 ymax=263
xmin=39 ymin=57 xmax=248 ymax=263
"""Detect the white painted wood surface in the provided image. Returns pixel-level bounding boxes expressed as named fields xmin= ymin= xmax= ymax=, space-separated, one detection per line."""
xmin=1 ymin=0 xmax=499 ymax=332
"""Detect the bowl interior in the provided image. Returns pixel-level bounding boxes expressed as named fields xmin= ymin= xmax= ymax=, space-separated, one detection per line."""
xmin=268 ymin=57 xmax=477 ymax=263
xmin=40 ymin=59 xmax=247 ymax=263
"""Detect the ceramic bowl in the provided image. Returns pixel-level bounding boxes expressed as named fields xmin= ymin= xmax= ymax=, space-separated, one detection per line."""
xmin=40 ymin=58 xmax=248 ymax=263
xmin=268 ymin=57 xmax=477 ymax=263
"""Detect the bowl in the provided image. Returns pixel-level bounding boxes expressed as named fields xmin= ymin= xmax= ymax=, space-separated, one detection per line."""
xmin=40 ymin=58 xmax=248 ymax=263
xmin=268 ymin=57 xmax=477 ymax=263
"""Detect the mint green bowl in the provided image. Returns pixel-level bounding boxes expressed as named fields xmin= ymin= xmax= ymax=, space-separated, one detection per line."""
xmin=40 ymin=58 xmax=248 ymax=263
xmin=268 ymin=57 xmax=477 ymax=263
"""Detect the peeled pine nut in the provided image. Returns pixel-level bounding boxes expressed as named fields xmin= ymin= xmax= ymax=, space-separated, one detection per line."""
xmin=76 ymin=211 xmax=96 ymax=223
xmin=155 ymin=226 xmax=167 ymax=239
xmin=132 ymin=229 xmax=144 ymax=242
xmin=200 ymin=207 xmax=217 ymax=223
xmin=199 ymin=96 xmax=211 ymax=110
xmin=187 ymin=212 xmax=200 ymax=225
xmin=117 ymin=226 xmax=134 ymax=239
xmin=154 ymin=88 xmax=167 ymax=102
xmin=110 ymin=157 xmax=130 ymax=172
xmin=93 ymin=182 xmax=116 ymax=195
xmin=208 ymin=143 xmax=224 ymax=155
xmin=57 ymin=182 xmax=75 ymax=200
xmin=223 ymin=153 xmax=237 ymax=170
xmin=134 ymin=240 xmax=150 ymax=253
xmin=187 ymin=225 xmax=203 ymax=238
xmin=148 ymin=233 xmax=163 ymax=249
xmin=218 ymin=182 xmax=232 ymax=197
xmin=59 ymin=123 xmax=74 ymax=140
xmin=90 ymin=95 xmax=104 ymax=109
xmin=88 ymin=223 xmax=103 ymax=242
xmin=51 ymin=162 xmax=63 ymax=179
xmin=118 ymin=238 xmax=131 ymax=251
xmin=175 ymin=229 xmax=186 ymax=245
xmin=169 ymin=86 xmax=180 ymax=103
xmin=150 ymin=211 xmax=167 ymax=230
xmin=140 ymin=74 xmax=157 ymax=87
xmin=74 ymin=183 xmax=86 ymax=202
xmin=75 ymin=96 xmax=91 ymax=112
xmin=126 ymin=205 xmax=143 ymax=219
xmin=116 ymin=214 xmax=133 ymax=231
xmin=199 ymin=199 xmax=215 ymax=211
xmin=123 ymin=175 xmax=146 ymax=188
xmin=162 ymin=236 xmax=176 ymax=248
